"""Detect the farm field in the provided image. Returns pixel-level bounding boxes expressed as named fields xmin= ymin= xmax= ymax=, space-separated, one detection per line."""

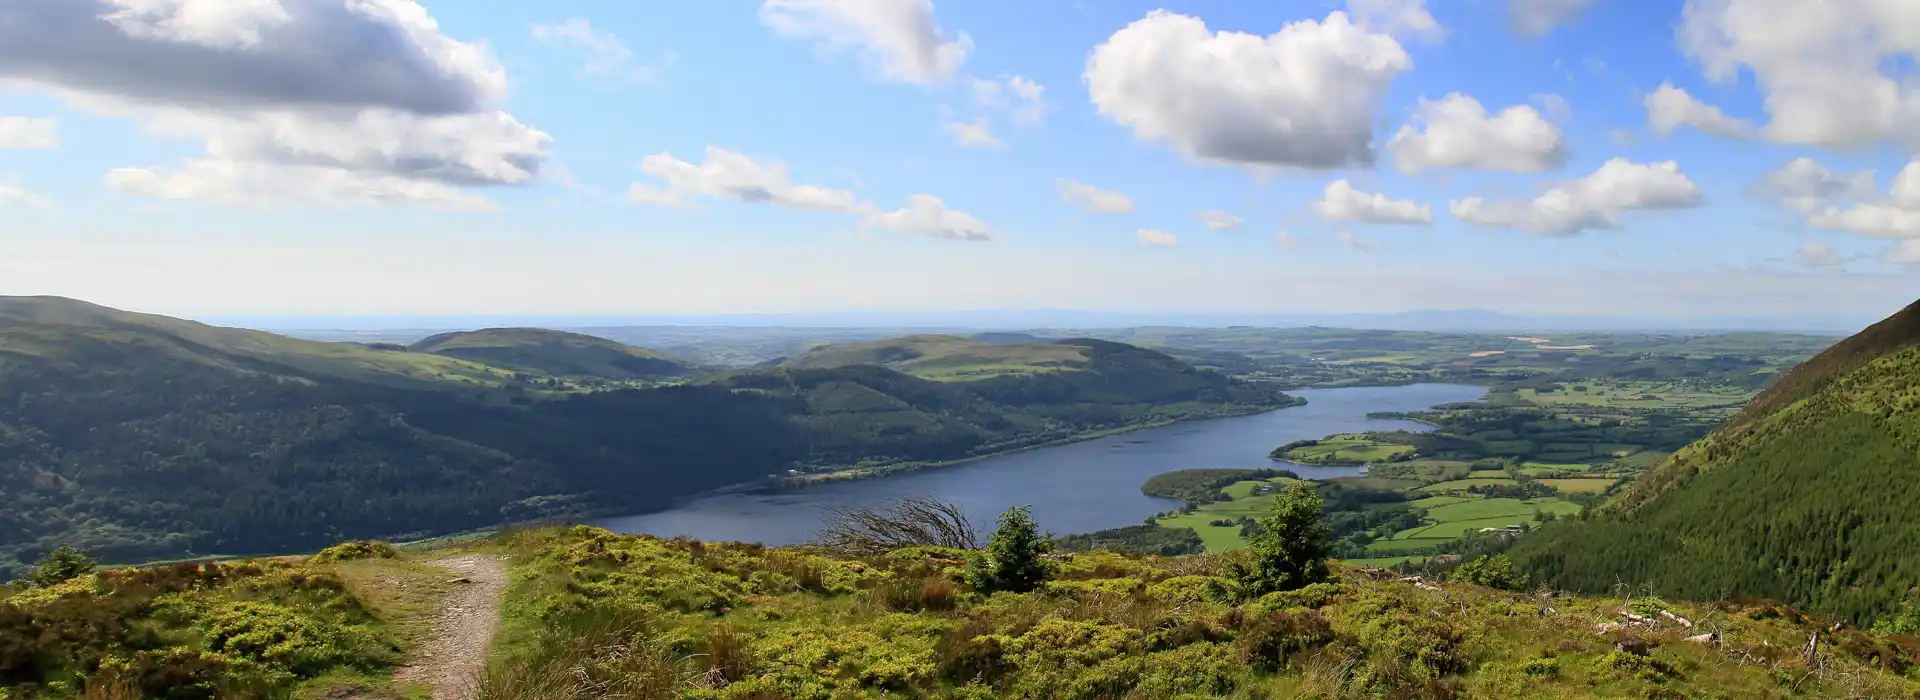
xmin=1275 ymin=433 xmax=1413 ymax=465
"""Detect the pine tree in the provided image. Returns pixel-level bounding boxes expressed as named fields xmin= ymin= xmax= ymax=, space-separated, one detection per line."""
xmin=29 ymin=544 xmax=97 ymax=588
xmin=966 ymin=505 xmax=1055 ymax=593
xmin=1242 ymin=483 xmax=1330 ymax=595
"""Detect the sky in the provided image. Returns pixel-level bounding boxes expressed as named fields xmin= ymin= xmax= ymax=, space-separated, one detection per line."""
xmin=1 ymin=0 xmax=1919 ymax=320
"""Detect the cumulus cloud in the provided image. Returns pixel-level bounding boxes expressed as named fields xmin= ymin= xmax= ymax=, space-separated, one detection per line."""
xmin=1645 ymin=82 xmax=1753 ymax=138
xmin=626 ymin=147 xmax=863 ymax=212
xmin=1677 ymin=0 xmax=1920 ymax=148
xmin=865 ymin=194 xmax=991 ymax=241
xmin=1336 ymin=230 xmax=1375 ymax=250
xmin=1797 ymin=241 xmax=1842 ymax=269
xmin=1137 ymin=229 xmax=1179 ymax=247
xmin=1275 ymin=231 xmax=1301 ymax=251
xmin=1085 ymin=10 xmax=1412 ymax=170
xmin=1344 ymin=0 xmax=1445 ymax=42
xmin=0 ymin=0 xmax=549 ymax=209
xmin=1386 ymin=93 xmax=1565 ymax=173
xmin=1197 ymin=209 xmax=1245 ymax=230
xmin=943 ymin=118 xmax=1002 ymax=148
xmin=1312 ymin=180 xmax=1433 ymax=225
xmin=1751 ymin=157 xmax=1875 ymax=213
xmin=1057 ymin=179 xmax=1133 ymax=214
xmin=532 ymin=18 xmax=672 ymax=81
xmin=761 ymin=0 xmax=969 ymax=85
xmin=1450 ymin=158 xmax=1704 ymax=235
xmin=0 ymin=173 xmax=53 ymax=211
xmin=106 ymin=159 xmax=497 ymax=211
xmin=1509 ymin=0 xmax=1595 ymax=36
xmin=1884 ymin=240 xmax=1920 ymax=264
xmin=0 ymin=117 xmax=58 ymax=149
xmin=971 ymin=75 xmax=1046 ymax=123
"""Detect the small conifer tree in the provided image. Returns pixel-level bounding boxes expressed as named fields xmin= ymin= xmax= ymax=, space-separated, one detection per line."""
xmin=1242 ymin=482 xmax=1330 ymax=595
xmin=966 ymin=505 xmax=1055 ymax=593
xmin=29 ymin=544 xmax=97 ymax=588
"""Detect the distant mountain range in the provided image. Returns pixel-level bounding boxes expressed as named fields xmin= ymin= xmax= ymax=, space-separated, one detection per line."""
xmin=205 ymin=308 xmax=1877 ymax=335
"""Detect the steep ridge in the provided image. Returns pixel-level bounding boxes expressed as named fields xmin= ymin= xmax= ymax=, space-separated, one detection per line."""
xmin=1514 ymin=298 xmax=1920 ymax=623
xmin=411 ymin=327 xmax=694 ymax=380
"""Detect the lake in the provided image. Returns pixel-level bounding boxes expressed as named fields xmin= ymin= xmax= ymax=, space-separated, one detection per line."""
xmin=593 ymin=382 xmax=1486 ymax=545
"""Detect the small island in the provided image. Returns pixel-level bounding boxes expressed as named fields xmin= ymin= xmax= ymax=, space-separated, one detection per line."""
xmin=1268 ymin=433 xmax=1416 ymax=465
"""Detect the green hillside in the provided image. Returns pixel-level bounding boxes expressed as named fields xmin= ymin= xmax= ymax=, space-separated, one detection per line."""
xmin=782 ymin=333 xmax=1091 ymax=380
xmin=0 ymin=296 xmax=515 ymax=388
xmin=0 ymin=299 xmax=1293 ymax=578
xmin=1514 ymin=298 xmax=1920 ymax=623
xmin=411 ymin=327 xmax=694 ymax=380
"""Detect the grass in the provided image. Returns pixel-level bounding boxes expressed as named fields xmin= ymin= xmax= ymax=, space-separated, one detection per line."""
xmin=1539 ymin=478 xmax=1618 ymax=494
xmin=782 ymin=334 xmax=1090 ymax=380
xmin=1416 ymin=477 xmax=1520 ymax=493
xmin=1279 ymin=434 xmax=1413 ymax=465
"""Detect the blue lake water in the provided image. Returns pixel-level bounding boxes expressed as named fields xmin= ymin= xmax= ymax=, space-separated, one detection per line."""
xmin=593 ymin=383 xmax=1486 ymax=545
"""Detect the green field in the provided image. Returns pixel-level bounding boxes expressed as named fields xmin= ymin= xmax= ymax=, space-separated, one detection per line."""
xmin=1416 ymin=477 xmax=1519 ymax=493
xmin=1539 ymin=477 xmax=1618 ymax=494
xmin=1367 ymin=497 xmax=1581 ymax=553
xmin=1278 ymin=433 xmax=1413 ymax=465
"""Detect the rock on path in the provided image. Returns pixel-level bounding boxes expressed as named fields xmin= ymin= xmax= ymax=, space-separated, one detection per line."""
xmin=392 ymin=554 xmax=508 ymax=700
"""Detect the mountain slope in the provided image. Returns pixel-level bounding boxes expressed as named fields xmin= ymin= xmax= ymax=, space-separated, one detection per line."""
xmin=410 ymin=327 xmax=694 ymax=380
xmin=781 ymin=333 xmax=1089 ymax=380
xmin=0 ymin=296 xmax=514 ymax=389
xmin=1514 ymin=299 xmax=1920 ymax=623
xmin=0 ymin=300 xmax=1296 ymax=578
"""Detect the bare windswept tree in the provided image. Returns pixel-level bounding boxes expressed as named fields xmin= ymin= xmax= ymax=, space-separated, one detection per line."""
xmin=812 ymin=496 xmax=980 ymax=555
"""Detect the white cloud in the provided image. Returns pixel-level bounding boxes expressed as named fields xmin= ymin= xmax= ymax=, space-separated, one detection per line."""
xmin=1136 ymin=229 xmax=1179 ymax=247
xmin=943 ymin=118 xmax=1002 ymax=149
xmin=1677 ymin=0 xmax=1920 ymax=148
xmin=1644 ymin=82 xmax=1753 ymax=138
xmin=1386 ymin=93 xmax=1565 ymax=173
xmin=627 ymin=147 xmax=864 ymax=212
xmin=0 ymin=173 xmax=53 ymax=211
xmin=1312 ymin=180 xmax=1433 ymax=225
xmin=106 ymin=159 xmax=497 ymax=211
xmin=761 ymin=0 xmax=970 ymax=85
xmin=1509 ymin=0 xmax=1596 ymax=36
xmin=1884 ymin=239 xmax=1920 ymax=264
xmin=1275 ymin=231 xmax=1301 ymax=251
xmin=1532 ymin=93 xmax=1572 ymax=121
xmin=532 ymin=18 xmax=672 ymax=82
xmin=1057 ymin=179 xmax=1133 ymax=214
xmin=1450 ymin=158 xmax=1704 ymax=235
xmin=1797 ymin=241 xmax=1841 ymax=269
xmin=865 ymin=194 xmax=991 ymax=241
xmin=1783 ymin=157 xmax=1920 ymax=239
xmin=0 ymin=0 xmax=549 ymax=209
xmin=0 ymin=117 xmax=59 ymax=149
xmin=1085 ymin=10 xmax=1412 ymax=170
xmin=1005 ymin=75 xmax=1045 ymax=123
xmin=1344 ymin=0 xmax=1445 ymax=42
xmin=1336 ymin=230 xmax=1374 ymax=250
xmin=1751 ymin=157 xmax=1875 ymax=213
xmin=1197 ymin=209 xmax=1245 ymax=230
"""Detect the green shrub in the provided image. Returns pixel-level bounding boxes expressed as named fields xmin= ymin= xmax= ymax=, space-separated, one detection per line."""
xmin=1236 ymin=610 xmax=1334 ymax=671
xmin=309 ymin=540 xmax=397 ymax=563
xmin=1449 ymin=555 xmax=1527 ymax=590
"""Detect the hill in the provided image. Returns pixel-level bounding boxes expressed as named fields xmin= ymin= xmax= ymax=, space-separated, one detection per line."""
xmin=0 ymin=296 xmax=515 ymax=388
xmin=9 ymin=527 xmax=1919 ymax=698
xmin=410 ymin=327 xmax=694 ymax=380
xmin=0 ymin=300 xmax=1294 ymax=577
xmin=781 ymin=333 xmax=1090 ymax=380
xmin=1514 ymin=298 xmax=1920 ymax=623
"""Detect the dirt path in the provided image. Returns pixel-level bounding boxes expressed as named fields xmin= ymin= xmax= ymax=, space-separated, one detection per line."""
xmin=392 ymin=554 xmax=508 ymax=700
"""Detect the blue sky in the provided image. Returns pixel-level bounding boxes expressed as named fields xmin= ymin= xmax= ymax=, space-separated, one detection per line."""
xmin=1 ymin=0 xmax=1917 ymax=319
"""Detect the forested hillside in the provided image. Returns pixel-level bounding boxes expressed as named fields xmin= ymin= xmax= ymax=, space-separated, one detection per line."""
xmin=0 ymin=298 xmax=1293 ymax=579
xmin=1515 ymin=298 xmax=1920 ymax=623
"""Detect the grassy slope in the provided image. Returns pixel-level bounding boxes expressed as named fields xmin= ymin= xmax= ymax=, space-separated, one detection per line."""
xmin=410 ymin=327 xmax=693 ymax=380
xmin=1517 ymin=298 xmax=1920 ymax=623
xmin=467 ymin=526 xmax=1920 ymax=699
xmin=781 ymin=333 xmax=1090 ymax=380
xmin=0 ymin=296 xmax=514 ymax=389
